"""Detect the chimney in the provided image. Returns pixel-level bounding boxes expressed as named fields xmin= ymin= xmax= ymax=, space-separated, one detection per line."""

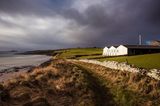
xmin=139 ymin=35 xmax=142 ymax=45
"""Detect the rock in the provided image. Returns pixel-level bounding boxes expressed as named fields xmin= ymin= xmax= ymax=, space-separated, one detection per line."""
xmin=147 ymin=69 xmax=160 ymax=80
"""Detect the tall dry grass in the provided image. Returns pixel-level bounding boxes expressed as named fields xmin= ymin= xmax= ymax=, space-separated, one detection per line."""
xmin=0 ymin=60 xmax=96 ymax=106
xmin=74 ymin=61 xmax=160 ymax=106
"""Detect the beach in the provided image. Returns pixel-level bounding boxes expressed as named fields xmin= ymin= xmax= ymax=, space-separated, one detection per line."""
xmin=0 ymin=54 xmax=51 ymax=82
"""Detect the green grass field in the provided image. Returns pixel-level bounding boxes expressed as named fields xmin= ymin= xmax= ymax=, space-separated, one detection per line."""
xmin=56 ymin=48 xmax=160 ymax=69
xmin=28 ymin=48 xmax=160 ymax=69
xmin=99 ymin=53 xmax=160 ymax=69
xmin=57 ymin=48 xmax=103 ymax=59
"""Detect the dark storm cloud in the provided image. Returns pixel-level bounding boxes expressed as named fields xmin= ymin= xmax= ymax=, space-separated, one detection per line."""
xmin=0 ymin=0 xmax=160 ymax=50
xmin=146 ymin=1 xmax=160 ymax=25
xmin=0 ymin=0 xmax=72 ymax=16
xmin=62 ymin=0 xmax=160 ymax=46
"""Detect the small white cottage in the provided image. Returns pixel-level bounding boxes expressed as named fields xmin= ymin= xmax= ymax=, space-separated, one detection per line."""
xmin=102 ymin=47 xmax=108 ymax=56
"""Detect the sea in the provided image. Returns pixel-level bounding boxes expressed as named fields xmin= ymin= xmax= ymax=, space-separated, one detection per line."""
xmin=0 ymin=51 xmax=51 ymax=71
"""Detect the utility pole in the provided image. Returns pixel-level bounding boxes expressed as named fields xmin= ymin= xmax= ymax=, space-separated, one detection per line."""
xmin=139 ymin=35 xmax=142 ymax=45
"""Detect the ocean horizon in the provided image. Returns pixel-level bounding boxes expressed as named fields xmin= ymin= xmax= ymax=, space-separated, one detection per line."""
xmin=0 ymin=52 xmax=51 ymax=71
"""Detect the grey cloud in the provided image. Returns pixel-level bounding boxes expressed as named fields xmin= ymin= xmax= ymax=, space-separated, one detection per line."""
xmin=61 ymin=0 xmax=160 ymax=46
xmin=0 ymin=0 xmax=160 ymax=50
xmin=0 ymin=0 xmax=72 ymax=16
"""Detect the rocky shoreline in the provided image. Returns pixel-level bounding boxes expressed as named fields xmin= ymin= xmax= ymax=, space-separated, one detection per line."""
xmin=0 ymin=65 xmax=35 ymax=73
xmin=0 ymin=59 xmax=52 ymax=83
xmin=0 ymin=66 xmax=35 ymax=83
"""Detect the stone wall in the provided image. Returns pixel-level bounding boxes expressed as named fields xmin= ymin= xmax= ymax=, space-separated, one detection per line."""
xmin=71 ymin=59 xmax=160 ymax=80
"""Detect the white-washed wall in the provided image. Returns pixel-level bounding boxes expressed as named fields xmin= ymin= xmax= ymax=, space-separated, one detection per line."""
xmin=117 ymin=45 xmax=128 ymax=56
xmin=103 ymin=47 xmax=108 ymax=56
xmin=70 ymin=59 xmax=160 ymax=80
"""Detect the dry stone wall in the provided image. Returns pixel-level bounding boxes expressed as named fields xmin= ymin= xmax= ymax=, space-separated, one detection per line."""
xmin=70 ymin=59 xmax=160 ymax=80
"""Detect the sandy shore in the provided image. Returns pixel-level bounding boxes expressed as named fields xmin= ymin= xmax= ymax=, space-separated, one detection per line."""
xmin=0 ymin=59 xmax=52 ymax=83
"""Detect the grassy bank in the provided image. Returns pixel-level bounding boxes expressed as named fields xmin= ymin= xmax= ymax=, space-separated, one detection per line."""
xmin=73 ymin=61 xmax=160 ymax=106
xmin=0 ymin=59 xmax=116 ymax=106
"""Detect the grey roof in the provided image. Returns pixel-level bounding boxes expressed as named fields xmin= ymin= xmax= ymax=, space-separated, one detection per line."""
xmin=123 ymin=45 xmax=160 ymax=49
xmin=106 ymin=45 xmax=160 ymax=49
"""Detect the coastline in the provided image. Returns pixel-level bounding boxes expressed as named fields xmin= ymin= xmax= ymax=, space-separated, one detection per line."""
xmin=0 ymin=65 xmax=35 ymax=83
xmin=0 ymin=59 xmax=98 ymax=106
xmin=1 ymin=48 xmax=160 ymax=105
xmin=0 ymin=55 xmax=52 ymax=83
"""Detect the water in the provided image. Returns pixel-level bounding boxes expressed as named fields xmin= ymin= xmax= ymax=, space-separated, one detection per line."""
xmin=0 ymin=52 xmax=51 ymax=71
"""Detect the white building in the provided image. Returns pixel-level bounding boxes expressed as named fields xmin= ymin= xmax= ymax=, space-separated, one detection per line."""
xmin=103 ymin=45 xmax=160 ymax=56
xmin=103 ymin=45 xmax=126 ymax=56
xmin=102 ymin=47 xmax=108 ymax=56
xmin=109 ymin=46 xmax=117 ymax=56
xmin=116 ymin=45 xmax=128 ymax=56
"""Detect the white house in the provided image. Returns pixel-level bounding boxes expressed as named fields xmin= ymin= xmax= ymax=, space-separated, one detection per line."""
xmin=103 ymin=45 xmax=125 ymax=56
xmin=117 ymin=45 xmax=128 ymax=56
xmin=109 ymin=46 xmax=117 ymax=56
xmin=103 ymin=45 xmax=160 ymax=56
xmin=103 ymin=47 xmax=108 ymax=56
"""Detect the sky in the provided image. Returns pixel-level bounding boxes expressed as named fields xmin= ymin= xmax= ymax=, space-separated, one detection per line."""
xmin=0 ymin=0 xmax=160 ymax=50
